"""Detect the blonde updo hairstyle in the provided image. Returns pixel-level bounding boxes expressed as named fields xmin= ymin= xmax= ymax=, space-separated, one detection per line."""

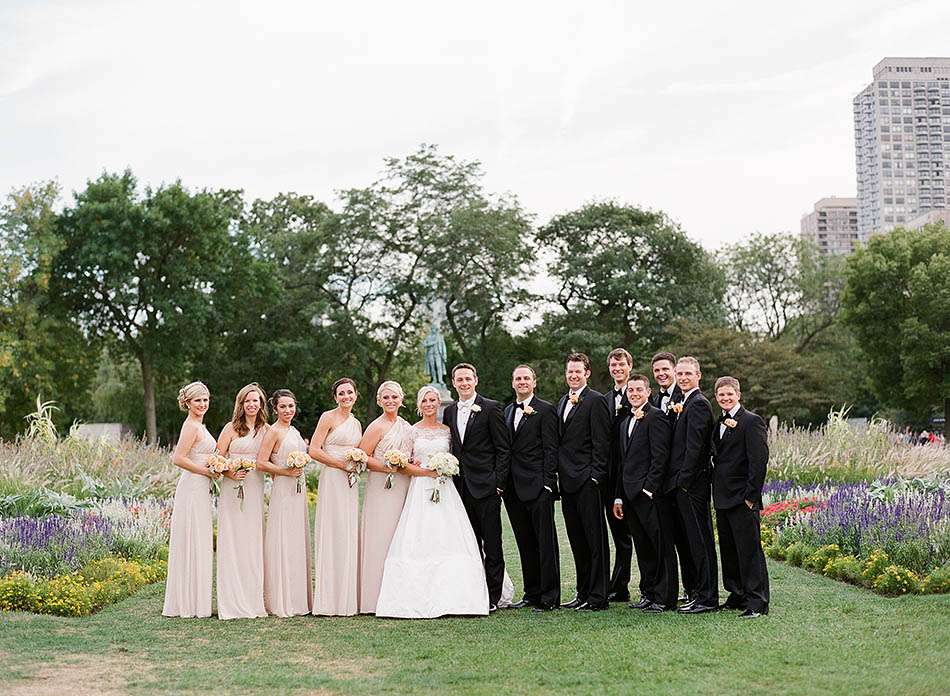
xmin=377 ymin=380 xmax=405 ymax=405
xmin=178 ymin=381 xmax=210 ymax=412
xmin=416 ymin=385 xmax=441 ymax=416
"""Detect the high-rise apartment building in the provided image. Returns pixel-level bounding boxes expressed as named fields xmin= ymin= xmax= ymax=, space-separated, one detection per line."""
xmin=853 ymin=57 xmax=950 ymax=239
xmin=801 ymin=197 xmax=859 ymax=255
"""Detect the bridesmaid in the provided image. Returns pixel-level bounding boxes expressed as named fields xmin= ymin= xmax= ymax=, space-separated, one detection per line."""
xmin=215 ymin=383 xmax=269 ymax=620
xmin=257 ymin=389 xmax=312 ymax=616
xmin=309 ymin=378 xmax=363 ymax=616
xmin=356 ymin=380 xmax=414 ymax=614
xmin=163 ymin=381 xmax=215 ymax=618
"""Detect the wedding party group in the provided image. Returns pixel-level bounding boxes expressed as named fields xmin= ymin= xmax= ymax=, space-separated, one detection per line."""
xmin=161 ymin=349 xmax=770 ymax=621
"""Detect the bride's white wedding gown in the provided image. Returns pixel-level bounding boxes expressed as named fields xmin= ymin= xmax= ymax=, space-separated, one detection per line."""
xmin=375 ymin=425 xmax=490 ymax=618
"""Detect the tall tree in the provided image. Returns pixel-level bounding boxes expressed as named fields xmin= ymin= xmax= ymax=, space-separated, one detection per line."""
xmin=0 ymin=182 xmax=98 ymax=435
xmin=719 ymin=232 xmax=845 ymax=351
xmin=536 ymin=201 xmax=725 ymax=365
xmin=51 ymin=171 xmax=247 ymax=443
xmin=842 ymin=223 xmax=950 ymax=427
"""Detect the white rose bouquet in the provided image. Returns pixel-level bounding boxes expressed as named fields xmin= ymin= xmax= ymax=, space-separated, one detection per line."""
xmin=426 ymin=452 xmax=459 ymax=504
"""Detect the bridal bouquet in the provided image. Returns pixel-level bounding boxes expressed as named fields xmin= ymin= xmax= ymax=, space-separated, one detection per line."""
xmin=426 ymin=452 xmax=459 ymax=504
xmin=286 ymin=451 xmax=311 ymax=493
xmin=343 ymin=448 xmax=368 ymax=488
xmin=383 ymin=449 xmax=409 ymax=489
xmin=231 ymin=458 xmax=257 ymax=511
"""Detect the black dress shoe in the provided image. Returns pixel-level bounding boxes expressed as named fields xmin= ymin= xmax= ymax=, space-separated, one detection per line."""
xmin=607 ymin=591 xmax=631 ymax=603
xmin=678 ymin=598 xmax=696 ymax=611
xmin=508 ymin=599 xmax=531 ymax=609
xmin=489 ymin=603 xmax=498 ymax=613
xmin=628 ymin=598 xmax=651 ymax=610
xmin=740 ymin=608 xmax=765 ymax=619
xmin=575 ymin=602 xmax=607 ymax=611
xmin=641 ymin=602 xmax=668 ymax=613
xmin=561 ymin=597 xmax=584 ymax=609
xmin=677 ymin=594 xmax=693 ymax=604
xmin=677 ymin=603 xmax=718 ymax=614
xmin=532 ymin=604 xmax=555 ymax=613
xmin=719 ymin=601 xmax=745 ymax=611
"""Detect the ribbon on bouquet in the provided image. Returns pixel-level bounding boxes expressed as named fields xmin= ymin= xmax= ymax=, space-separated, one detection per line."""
xmin=428 ymin=475 xmax=448 ymax=503
xmin=235 ymin=481 xmax=246 ymax=511
xmin=385 ymin=471 xmax=395 ymax=489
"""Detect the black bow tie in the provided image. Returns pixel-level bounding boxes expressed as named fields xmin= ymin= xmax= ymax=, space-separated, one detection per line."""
xmin=515 ymin=402 xmax=525 ymax=410
xmin=719 ymin=413 xmax=732 ymax=423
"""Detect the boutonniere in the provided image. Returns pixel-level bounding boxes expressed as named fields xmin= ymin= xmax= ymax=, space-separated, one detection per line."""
xmin=569 ymin=393 xmax=580 ymax=405
xmin=724 ymin=418 xmax=737 ymax=428
xmin=470 ymin=404 xmax=482 ymax=413
xmin=670 ymin=402 xmax=684 ymax=414
xmin=523 ymin=405 xmax=535 ymax=416
xmin=633 ymin=408 xmax=645 ymax=420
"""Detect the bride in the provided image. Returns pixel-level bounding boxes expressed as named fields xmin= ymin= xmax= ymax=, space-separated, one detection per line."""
xmin=375 ymin=385 xmax=490 ymax=618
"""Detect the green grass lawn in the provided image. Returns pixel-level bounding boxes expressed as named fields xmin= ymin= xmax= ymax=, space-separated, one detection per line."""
xmin=2 ymin=509 xmax=948 ymax=695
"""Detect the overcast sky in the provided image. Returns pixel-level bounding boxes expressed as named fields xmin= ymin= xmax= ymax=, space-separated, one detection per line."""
xmin=3 ymin=0 xmax=949 ymax=251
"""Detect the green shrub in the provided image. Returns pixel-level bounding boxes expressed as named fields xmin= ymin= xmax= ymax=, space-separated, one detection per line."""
xmin=920 ymin=564 xmax=950 ymax=594
xmin=0 ymin=571 xmax=38 ymax=611
xmin=862 ymin=549 xmax=890 ymax=586
xmin=766 ymin=542 xmax=786 ymax=561
xmin=141 ymin=559 xmax=168 ymax=584
xmin=804 ymin=544 xmax=841 ymax=573
xmin=871 ymin=565 xmax=920 ymax=595
xmin=824 ymin=555 xmax=864 ymax=585
xmin=760 ymin=525 xmax=775 ymax=548
xmin=785 ymin=542 xmax=815 ymax=568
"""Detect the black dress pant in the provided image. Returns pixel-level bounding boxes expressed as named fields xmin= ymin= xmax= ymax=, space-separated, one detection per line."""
xmin=657 ymin=492 xmax=693 ymax=598
xmin=562 ymin=479 xmax=608 ymax=607
xmin=504 ymin=488 xmax=560 ymax=608
xmin=674 ymin=481 xmax=719 ymax=606
xmin=717 ymin=504 xmax=770 ymax=612
xmin=604 ymin=481 xmax=633 ymax=597
xmin=461 ymin=485 xmax=505 ymax=605
xmin=623 ymin=492 xmax=677 ymax=607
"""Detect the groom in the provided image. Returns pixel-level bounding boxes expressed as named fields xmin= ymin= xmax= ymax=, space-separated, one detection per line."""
xmin=443 ymin=362 xmax=511 ymax=611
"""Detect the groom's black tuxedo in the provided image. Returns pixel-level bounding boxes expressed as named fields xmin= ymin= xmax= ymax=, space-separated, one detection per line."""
xmin=605 ymin=386 xmax=633 ymax=599
xmin=443 ymin=393 xmax=511 ymax=606
xmin=614 ymin=403 xmax=677 ymax=606
xmin=664 ymin=387 xmax=718 ymax=607
xmin=712 ymin=405 xmax=770 ymax=613
xmin=503 ymin=396 xmax=560 ymax=608
xmin=556 ymin=385 xmax=611 ymax=608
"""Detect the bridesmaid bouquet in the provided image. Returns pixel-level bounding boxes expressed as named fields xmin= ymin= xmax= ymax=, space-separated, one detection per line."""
xmin=426 ymin=452 xmax=460 ymax=504
xmin=382 ymin=449 xmax=409 ymax=490
xmin=343 ymin=448 xmax=368 ymax=488
xmin=231 ymin=458 xmax=257 ymax=511
xmin=286 ymin=451 xmax=311 ymax=494
xmin=207 ymin=453 xmax=231 ymax=494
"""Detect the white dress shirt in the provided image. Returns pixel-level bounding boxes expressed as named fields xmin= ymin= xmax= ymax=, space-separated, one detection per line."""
xmin=457 ymin=395 xmax=477 ymax=442
xmin=513 ymin=394 xmax=533 ymax=431
xmin=720 ymin=403 xmax=741 ymax=438
xmin=562 ymin=386 xmax=585 ymax=422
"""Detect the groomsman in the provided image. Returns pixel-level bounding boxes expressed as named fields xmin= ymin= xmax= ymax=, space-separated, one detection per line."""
xmin=649 ymin=351 xmax=683 ymax=414
xmin=711 ymin=376 xmax=770 ymax=618
xmin=612 ymin=375 xmax=676 ymax=612
xmin=649 ymin=350 xmax=695 ymax=603
xmin=663 ymin=356 xmax=719 ymax=613
xmin=557 ymin=353 xmax=611 ymax=611
xmin=503 ymin=365 xmax=561 ymax=612
xmin=604 ymin=348 xmax=634 ymax=602
xmin=443 ymin=363 xmax=511 ymax=611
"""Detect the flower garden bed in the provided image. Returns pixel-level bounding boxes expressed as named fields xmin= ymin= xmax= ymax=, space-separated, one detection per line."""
xmin=761 ymin=478 xmax=950 ymax=595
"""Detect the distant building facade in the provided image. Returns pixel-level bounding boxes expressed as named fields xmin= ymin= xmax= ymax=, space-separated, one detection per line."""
xmin=801 ymin=197 xmax=859 ymax=255
xmin=853 ymin=57 xmax=950 ymax=239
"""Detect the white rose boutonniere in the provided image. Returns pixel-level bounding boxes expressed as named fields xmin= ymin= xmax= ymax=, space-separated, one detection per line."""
xmin=470 ymin=404 xmax=482 ymax=413
xmin=633 ymin=408 xmax=645 ymax=420
xmin=724 ymin=418 xmax=738 ymax=428
xmin=523 ymin=404 xmax=536 ymax=416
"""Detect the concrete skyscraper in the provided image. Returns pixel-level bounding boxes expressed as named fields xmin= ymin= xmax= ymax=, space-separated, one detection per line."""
xmin=801 ymin=197 xmax=859 ymax=255
xmin=853 ymin=57 xmax=950 ymax=239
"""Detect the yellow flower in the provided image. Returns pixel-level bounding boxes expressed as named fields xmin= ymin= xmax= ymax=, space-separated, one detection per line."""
xmin=670 ymin=402 xmax=684 ymax=414
xmin=724 ymin=418 xmax=738 ymax=428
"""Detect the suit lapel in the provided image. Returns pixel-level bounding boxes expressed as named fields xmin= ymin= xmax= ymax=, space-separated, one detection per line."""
xmin=445 ymin=403 xmax=462 ymax=451
xmin=621 ymin=415 xmax=633 ymax=456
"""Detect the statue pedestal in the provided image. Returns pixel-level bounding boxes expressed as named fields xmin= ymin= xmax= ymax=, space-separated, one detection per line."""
xmin=432 ymin=383 xmax=453 ymax=421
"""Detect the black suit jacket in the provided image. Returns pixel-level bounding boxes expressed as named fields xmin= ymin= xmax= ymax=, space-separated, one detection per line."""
xmin=443 ymin=394 xmax=511 ymax=499
xmin=711 ymin=406 xmax=769 ymax=509
xmin=614 ymin=402 xmax=671 ymax=501
xmin=556 ymin=386 xmax=611 ymax=495
xmin=649 ymin=383 xmax=683 ymax=416
xmin=606 ymin=386 xmax=632 ymax=490
xmin=664 ymin=388 xmax=714 ymax=494
xmin=504 ymin=396 xmax=559 ymax=501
